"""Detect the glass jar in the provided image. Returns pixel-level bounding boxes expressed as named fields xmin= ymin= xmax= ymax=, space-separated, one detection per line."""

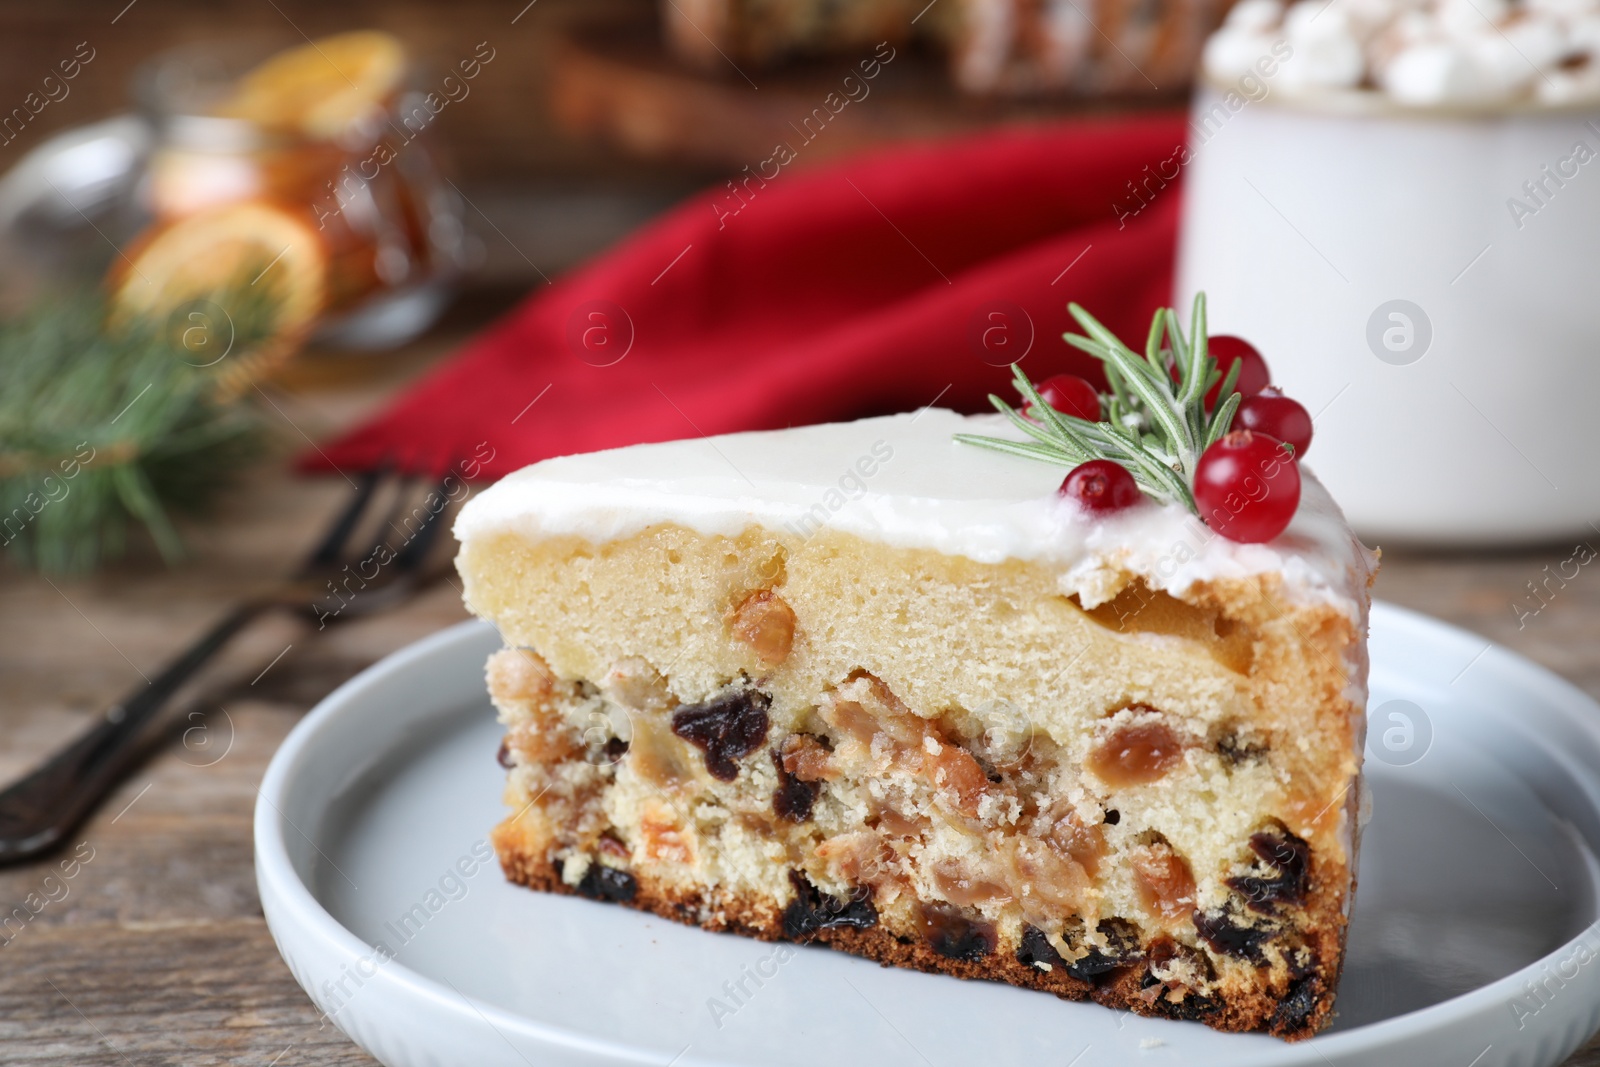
xmin=0 ymin=34 xmax=468 ymax=350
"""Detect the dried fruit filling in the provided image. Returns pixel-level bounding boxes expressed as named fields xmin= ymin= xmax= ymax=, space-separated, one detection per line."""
xmin=548 ymin=665 xmax=1322 ymax=1014
xmin=919 ymin=903 xmax=995 ymax=961
xmin=771 ymin=749 xmax=820 ymax=822
xmin=1086 ymin=715 xmax=1185 ymax=788
xmin=1227 ymin=830 xmax=1311 ymax=912
xmin=671 ymin=687 xmax=772 ymax=780
xmin=1131 ymin=842 xmax=1198 ymax=927
xmin=726 ymin=589 xmax=797 ymax=665
xmin=784 ymin=870 xmax=878 ymax=938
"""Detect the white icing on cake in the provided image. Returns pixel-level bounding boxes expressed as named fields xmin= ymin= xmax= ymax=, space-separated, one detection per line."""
xmin=455 ymin=409 xmax=1376 ymax=619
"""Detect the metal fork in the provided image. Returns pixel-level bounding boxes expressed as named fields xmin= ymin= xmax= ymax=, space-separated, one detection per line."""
xmin=0 ymin=468 xmax=456 ymax=864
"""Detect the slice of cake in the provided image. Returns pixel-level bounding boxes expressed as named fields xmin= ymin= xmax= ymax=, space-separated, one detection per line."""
xmin=454 ymin=298 xmax=1376 ymax=1040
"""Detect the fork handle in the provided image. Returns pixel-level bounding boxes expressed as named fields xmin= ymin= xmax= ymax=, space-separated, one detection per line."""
xmin=0 ymin=601 xmax=268 ymax=863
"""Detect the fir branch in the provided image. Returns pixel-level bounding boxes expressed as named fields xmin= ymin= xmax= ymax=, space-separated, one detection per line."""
xmin=0 ymin=289 xmax=270 ymax=574
xmin=954 ymin=292 xmax=1242 ymax=514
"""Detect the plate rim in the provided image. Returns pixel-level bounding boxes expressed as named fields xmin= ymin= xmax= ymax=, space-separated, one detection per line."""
xmin=254 ymin=601 xmax=1600 ymax=1066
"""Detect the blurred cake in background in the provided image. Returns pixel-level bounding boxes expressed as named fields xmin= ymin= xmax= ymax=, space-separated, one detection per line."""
xmin=949 ymin=0 xmax=1238 ymax=93
xmin=663 ymin=0 xmax=925 ymax=69
xmin=664 ymin=0 xmax=1242 ymax=95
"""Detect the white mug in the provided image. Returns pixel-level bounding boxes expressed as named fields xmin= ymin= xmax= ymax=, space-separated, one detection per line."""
xmin=1176 ymin=85 xmax=1600 ymax=546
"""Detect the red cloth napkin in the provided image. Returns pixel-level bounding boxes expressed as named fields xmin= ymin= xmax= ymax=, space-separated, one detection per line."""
xmin=310 ymin=114 xmax=1186 ymax=479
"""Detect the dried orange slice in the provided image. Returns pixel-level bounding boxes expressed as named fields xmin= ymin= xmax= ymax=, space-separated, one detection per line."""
xmin=215 ymin=31 xmax=406 ymax=140
xmin=111 ymin=200 xmax=327 ymax=391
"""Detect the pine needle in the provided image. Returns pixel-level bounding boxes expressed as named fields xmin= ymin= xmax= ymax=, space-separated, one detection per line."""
xmin=0 ymin=289 xmax=270 ymax=573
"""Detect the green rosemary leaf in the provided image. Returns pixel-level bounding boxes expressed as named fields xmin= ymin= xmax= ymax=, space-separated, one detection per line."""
xmin=1068 ymin=302 xmax=1196 ymax=458
xmin=1166 ymin=316 xmax=1209 ymax=445
xmin=1009 ymin=369 xmax=1102 ymax=460
xmin=953 ymin=433 xmax=1076 ymax=466
xmin=1166 ymin=308 xmax=1200 ymax=407
xmin=1213 ymin=356 xmax=1242 ymax=406
xmin=1061 ymin=333 xmax=1108 ymax=360
xmin=1113 ymin=355 xmax=1191 ymax=460
xmin=1143 ymin=307 xmax=1167 ymax=376
xmin=1068 ymin=303 xmax=1162 ymax=387
xmin=988 ymin=394 xmax=1077 ymax=454
xmin=1165 ymin=314 xmax=1190 ymax=387
xmin=1188 ymin=294 xmax=1209 ymax=380
xmin=1093 ymin=418 xmax=1193 ymax=507
xmin=1206 ymin=391 xmax=1242 ymax=449
xmin=1066 ymin=333 xmax=1137 ymax=421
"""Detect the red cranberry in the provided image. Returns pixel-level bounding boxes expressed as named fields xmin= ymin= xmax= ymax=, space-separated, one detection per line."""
xmin=1061 ymin=460 xmax=1141 ymax=514
xmin=1194 ymin=430 xmax=1300 ymax=543
xmin=1176 ymin=336 xmax=1271 ymax=409
xmin=1235 ymin=388 xmax=1313 ymax=457
xmin=1037 ymin=374 xmax=1103 ymax=422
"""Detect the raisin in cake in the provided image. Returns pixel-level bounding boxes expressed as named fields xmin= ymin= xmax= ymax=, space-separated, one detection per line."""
xmin=454 ymin=389 xmax=1376 ymax=1039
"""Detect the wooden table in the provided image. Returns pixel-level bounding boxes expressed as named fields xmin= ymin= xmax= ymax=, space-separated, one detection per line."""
xmin=2 ymin=326 xmax=1598 ymax=1064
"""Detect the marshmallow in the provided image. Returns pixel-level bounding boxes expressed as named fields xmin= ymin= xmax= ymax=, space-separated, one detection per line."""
xmin=1393 ymin=9 xmax=1441 ymax=41
xmin=1225 ymin=0 xmax=1288 ymax=32
xmin=1284 ymin=0 xmax=1352 ymax=38
xmin=1203 ymin=28 xmax=1290 ymax=80
xmin=1467 ymin=31 xmax=1545 ymax=94
xmin=1503 ymin=14 xmax=1569 ymax=68
xmin=1436 ymin=0 xmax=1512 ymax=37
xmin=1381 ymin=40 xmax=1506 ymax=101
xmin=1368 ymin=13 xmax=1431 ymax=69
xmin=1280 ymin=2 xmax=1369 ymax=86
xmin=1345 ymin=0 xmax=1408 ymax=38
xmin=1204 ymin=0 xmax=1600 ymax=105
xmin=1566 ymin=12 xmax=1600 ymax=52
xmin=1277 ymin=35 xmax=1367 ymax=87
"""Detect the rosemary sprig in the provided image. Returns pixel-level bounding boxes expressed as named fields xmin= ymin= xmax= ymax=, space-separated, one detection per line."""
xmin=954 ymin=293 xmax=1240 ymax=514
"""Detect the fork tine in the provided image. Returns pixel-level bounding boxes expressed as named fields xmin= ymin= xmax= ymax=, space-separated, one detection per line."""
xmin=390 ymin=474 xmax=455 ymax=571
xmin=301 ymin=464 xmax=388 ymax=572
xmin=375 ymin=471 xmax=420 ymax=544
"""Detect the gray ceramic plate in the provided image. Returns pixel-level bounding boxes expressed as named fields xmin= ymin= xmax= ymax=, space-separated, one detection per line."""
xmin=257 ymin=602 xmax=1600 ymax=1066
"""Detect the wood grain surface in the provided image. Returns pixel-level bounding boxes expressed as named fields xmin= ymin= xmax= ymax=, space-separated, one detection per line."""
xmin=3 ymin=336 xmax=1600 ymax=1064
